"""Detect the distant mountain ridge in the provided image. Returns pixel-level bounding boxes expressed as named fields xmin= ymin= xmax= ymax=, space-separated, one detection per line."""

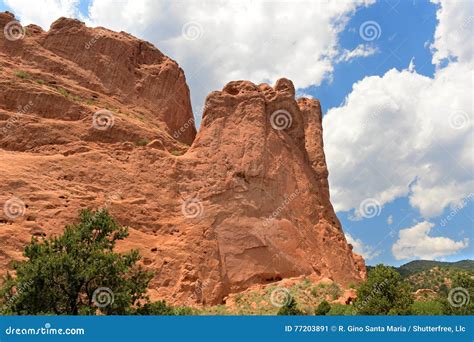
xmin=367 ymin=260 xmax=474 ymax=277
xmin=397 ymin=260 xmax=474 ymax=276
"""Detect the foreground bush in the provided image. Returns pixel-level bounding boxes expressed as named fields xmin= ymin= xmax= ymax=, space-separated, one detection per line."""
xmin=315 ymin=300 xmax=331 ymax=315
xmin=0 ymin=209 xmax=153 ymax=315
xmin=411 ymin=301 xmax=444 ymax=315
xmin=439 ymin=273 xmax=474 ymax=315
xmin=277 ymin=297 xmax=304 ymax=315
xmin=354 ymin=265 xmax=413 ymax=315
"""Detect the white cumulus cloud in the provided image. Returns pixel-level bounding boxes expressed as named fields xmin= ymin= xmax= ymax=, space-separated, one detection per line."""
xmin=323 ymin=0 xmax=473 ymax=219
xmin=392 ymin=221 xmax=469 ymax=260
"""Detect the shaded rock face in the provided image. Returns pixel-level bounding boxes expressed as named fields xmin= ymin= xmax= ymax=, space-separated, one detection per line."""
xmin=0 ymin=13 xmax=365 ymax=305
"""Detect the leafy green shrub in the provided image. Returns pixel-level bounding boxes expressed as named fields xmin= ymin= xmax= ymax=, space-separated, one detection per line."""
xmin=411 ymin=301 xmax=444 ymax=315
xmin=315 ymin=300 xmax=331 ymax=315
xmin=0 ymin=209 xmax=153 ymax=315
xmin=354 ymin=264 xmax=413 ymax=315
xmin=277 ymin=297 xmax=304 ymax=316
xmin=327 ymin=303 xmax=355 ymax=316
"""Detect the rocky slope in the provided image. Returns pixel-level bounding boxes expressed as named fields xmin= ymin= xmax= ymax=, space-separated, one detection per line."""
xmin=0 ymin=12 xmax=365 ymax=305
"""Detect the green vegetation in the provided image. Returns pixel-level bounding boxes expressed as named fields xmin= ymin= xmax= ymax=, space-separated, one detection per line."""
xmin=315 ymin=300 xmax=331 ymax=315
xmin=327 ymin=303 xmax=356 ymax=316
xmin=55 ymin=86 xmax=70 ymax=98
xmin=392 ymin=260 xmax=474 ymax=277
xmin=354 ymin=265 xmax=413 ymax=315
xmin=438 ymin=272 xmax=474 ymax=315
xmin=36 ymin=79 xmax=45 ymax=85
xmin=277 ymin=298 xmax=304 ymax=316
xmin=0 ymin=209 xmax=152 ymax=315
xmin=411 ymin=301 xmax=444 ymax=315
xmin=15 ymin=70 xmax=31 ymax=79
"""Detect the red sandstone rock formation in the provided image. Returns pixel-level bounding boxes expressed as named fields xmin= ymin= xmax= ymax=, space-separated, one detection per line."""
xmin=0 ymin=12 xmax=365 ymax=305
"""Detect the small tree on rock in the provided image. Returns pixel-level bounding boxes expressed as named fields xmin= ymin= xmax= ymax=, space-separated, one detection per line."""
xmin=0 ymin=209 xmax=153 ymax=315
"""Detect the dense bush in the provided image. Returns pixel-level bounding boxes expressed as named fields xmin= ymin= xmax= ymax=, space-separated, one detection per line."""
xmin=315 ymin=300 xmax=331 ymax=315
xmin=327 ymin=303 xmax=356 ymax=316
xmin=277 ymin=297 xmax=304 ymax=315
xmin=354 ymin=264 xmax=413 ymax=315
xmin=411 ymin=301 xmax=444 ymax=315
xmin=439 ymin=273 xmax=474 ymax=315
xmin=0 ymin=209 xmax=153 ymax=315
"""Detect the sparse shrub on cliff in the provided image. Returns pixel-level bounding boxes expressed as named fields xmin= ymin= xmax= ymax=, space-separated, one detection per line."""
xmin=354 ymin=264 xmax=413 ymax=315
xmin=277 ymin=297 xmax=304 ymax=315
xmin=315 ymin=300 xmax=331 ymax=315
xmin=15 ymin=70 xmax=30 ymax=79
xmin=0 ymin=209 xmax=153 ymax=315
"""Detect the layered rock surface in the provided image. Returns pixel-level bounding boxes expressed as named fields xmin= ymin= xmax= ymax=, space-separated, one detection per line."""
xmin=0 ymin=12 xmax=365 ymax=305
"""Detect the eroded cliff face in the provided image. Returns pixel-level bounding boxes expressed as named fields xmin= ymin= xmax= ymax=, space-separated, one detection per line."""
xmin=0 ymin=12 xmax=365 ymax=305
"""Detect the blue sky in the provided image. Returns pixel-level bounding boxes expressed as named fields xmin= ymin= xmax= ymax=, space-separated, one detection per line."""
xmin=1 ymin=0 xmax=472 ymax=266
